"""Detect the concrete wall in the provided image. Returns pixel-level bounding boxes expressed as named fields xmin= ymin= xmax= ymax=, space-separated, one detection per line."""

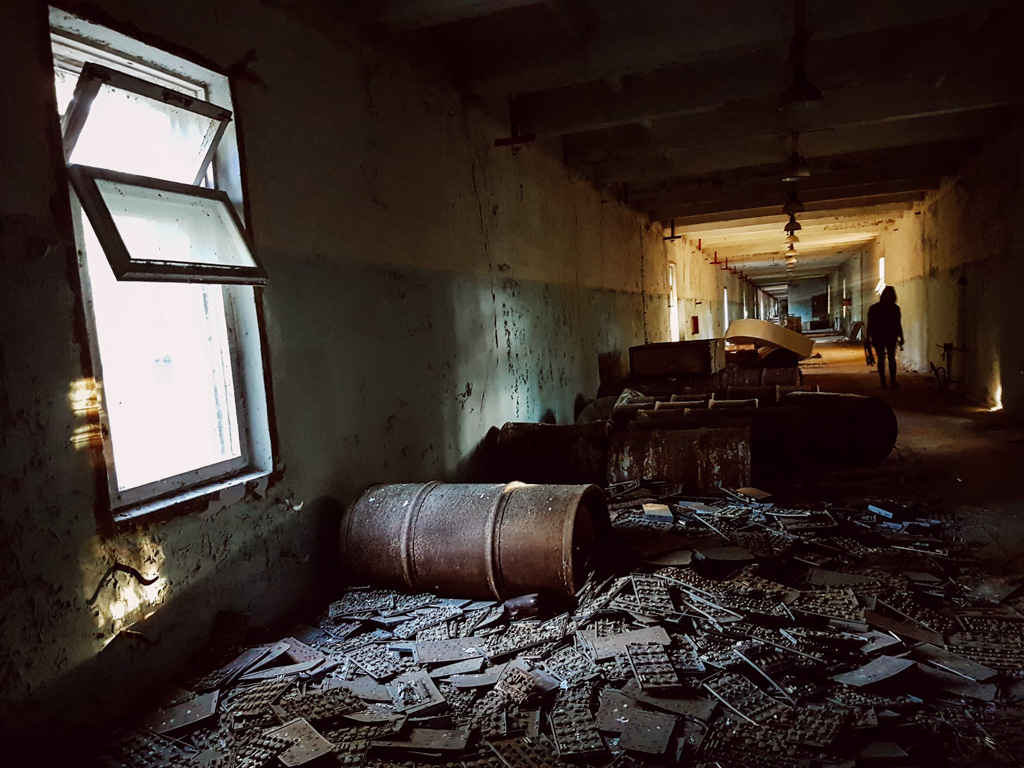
xmin=0 ymin=0 xmax=667 ymax=737
xmin=666 ymin=238 xmax=777 ymax=339
xmin=787 ymin=277 xmax=828 ymax=329
xmin=873 ymin=115 xmax=1024 ymax=409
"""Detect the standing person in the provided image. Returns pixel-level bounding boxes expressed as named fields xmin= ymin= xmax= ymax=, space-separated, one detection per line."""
xmin=867 ymin=286 xmax=904 ymax=388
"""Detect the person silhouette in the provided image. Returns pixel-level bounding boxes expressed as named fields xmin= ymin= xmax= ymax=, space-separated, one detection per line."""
xmin=867 ymin=286 xmax=904 ymax=388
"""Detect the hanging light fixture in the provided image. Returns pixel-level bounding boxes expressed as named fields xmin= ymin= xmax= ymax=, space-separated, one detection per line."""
xmin=784 ymin=212 xmax=802 ymax=235
xmin=782 ymin=0 xmax=822 ymax=110
xmin=782 ymin=189 xmax=806 ymax=215
xmin=785 ymin=232 xmax=800 ymax=244
xmin=782 ymin=63 xmax=823 ymax=108
xmin=781 ymin=136 xmax=811 ymax=183
xmin=786 ymin=243 xmax=798 ymax=266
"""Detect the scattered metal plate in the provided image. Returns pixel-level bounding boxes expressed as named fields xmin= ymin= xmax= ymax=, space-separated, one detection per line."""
xmin=138 ymin=690 xmax=219 ymax=734
xmin=264 ymin=718 xmax=334 ymax=767
xmin=387 ymin=670 xmax=447 ymax=716
xmin=412 ymin=636 xmax=488 ymax=664
xmin=372 ymin=726 xmax=471 ymax=752
xmin=618 ymin=709 xmax=677 ymax=754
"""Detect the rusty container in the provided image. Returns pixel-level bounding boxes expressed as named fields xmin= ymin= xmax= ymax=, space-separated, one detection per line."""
xmin=607 ymin=426 xmax=751 ymax=490
xmin=339 ymin=482 xmax=609 ymax=602
xmin=780 ymin=391 xmax=898 ymax=465
xmin=495 ymin=422 xmax=609 ymax=485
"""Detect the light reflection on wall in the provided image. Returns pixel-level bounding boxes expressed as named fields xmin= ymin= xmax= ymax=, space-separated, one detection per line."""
xmin=86 ymin=537 xmax=169 ymax=648
xmin=69 ymin=377 xmax=104 ymax=450
xmin=988 ymin=359 xmax=1003 ymax=412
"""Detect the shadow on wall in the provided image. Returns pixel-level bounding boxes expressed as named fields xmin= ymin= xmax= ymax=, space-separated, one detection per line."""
xmin=597 ymin=350 xmax=628 ymax=397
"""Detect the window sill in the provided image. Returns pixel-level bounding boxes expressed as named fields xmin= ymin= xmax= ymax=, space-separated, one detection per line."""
xmin=112 ymin=469 xmax=271 ymax=527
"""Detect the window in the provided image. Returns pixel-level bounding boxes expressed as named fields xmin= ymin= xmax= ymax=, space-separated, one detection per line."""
xmin=667 ymin=262 xmax=679 ymax=342
xmin=52 ymin=10 xmax=272 ymax=518
xmin=723 ymin=287 xmax=729 ymax=333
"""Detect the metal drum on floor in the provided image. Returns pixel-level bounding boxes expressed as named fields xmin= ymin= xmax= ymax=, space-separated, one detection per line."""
xmin=338 ymin=482 xmax=609 ymax=602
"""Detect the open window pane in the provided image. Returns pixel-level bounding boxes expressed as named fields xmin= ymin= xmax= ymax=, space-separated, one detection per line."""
xmin=79 ymin=208 xmax=243 ymax=493
xmin=69 ymin=166 xmax=267 ymax=284
xmin=96 ymin=177 xmax=257 ymax=269
xmin=63 ymin=63 xmax=229 ymax=184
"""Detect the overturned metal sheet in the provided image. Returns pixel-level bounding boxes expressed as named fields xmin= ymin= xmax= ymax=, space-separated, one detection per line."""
xmin=725 ymin=318 xmax=815 ymax=359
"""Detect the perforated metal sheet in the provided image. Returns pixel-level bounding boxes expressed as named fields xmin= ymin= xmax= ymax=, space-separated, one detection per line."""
xmin=265 ymin=718 xmax=334 ymax=766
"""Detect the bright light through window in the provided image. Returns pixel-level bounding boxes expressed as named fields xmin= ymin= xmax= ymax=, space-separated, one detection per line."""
xmin=53 ymin=11 xmax=271 ymax=515
xmin=723 ymin=287 xmax=729 ymax=333
xmin=667 ymin=262 xmax=679 ymax=342
xmin=875 ymin=256 xmax=886 ymax=294
xmin=67 ymin=79 xmax=221 ymax=184
xmin=80 ymin=212 xmax=241 ymax=491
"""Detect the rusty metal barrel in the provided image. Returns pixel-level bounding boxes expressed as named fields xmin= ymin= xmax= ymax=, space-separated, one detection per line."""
xmin=339 ymin=482 xmax=609 ymax=602
xmin=495 ymin=422 xmax=609 ymax=485
xmin=780 ymin=391 xmax=898 ymax=466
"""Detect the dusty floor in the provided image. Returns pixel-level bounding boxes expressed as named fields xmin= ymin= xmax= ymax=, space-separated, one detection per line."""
xmin=797 ymin=341 xmax=1024 ymax=572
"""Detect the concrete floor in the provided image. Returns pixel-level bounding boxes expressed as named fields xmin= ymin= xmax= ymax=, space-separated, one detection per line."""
xmin=796 ymin=341 xmax=1024 ymax=572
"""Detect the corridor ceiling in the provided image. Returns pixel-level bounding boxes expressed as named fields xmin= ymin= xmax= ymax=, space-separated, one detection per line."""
xmin=339 ymin=0 xmax=1024 ymax=286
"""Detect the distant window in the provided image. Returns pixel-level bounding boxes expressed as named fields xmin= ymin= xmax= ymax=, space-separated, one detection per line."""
xmin=723 ymin=287 xmax=729 ymax=333
xmin=52 ymin=10 xmax=272 ymax=517
xmin=667 ymin=262 xmax=679 ymax=342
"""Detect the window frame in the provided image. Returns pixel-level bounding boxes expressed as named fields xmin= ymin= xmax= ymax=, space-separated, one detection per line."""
xmin=71 ymin=193 xmax=255 ymax=509
xmin=68 ymin=164 xmax=268 ymax=285
xmin=62 ymin=61 xmax=232 ymax=185
xmin=52 ymin=8 xmax=274 ymax=522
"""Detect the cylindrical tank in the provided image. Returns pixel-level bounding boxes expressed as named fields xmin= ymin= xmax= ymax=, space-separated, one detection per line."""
xmin=495 ymin=422 xmax=609 ymax=485
xmin=339 ymin=483 xmax=609 ymax=602
xmin=780 ymin=391 xmax=898 ymax=465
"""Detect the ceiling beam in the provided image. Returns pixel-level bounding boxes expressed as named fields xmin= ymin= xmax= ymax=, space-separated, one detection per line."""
xmin=679 ymin=204 xmax=910 ymax=236
xmin=645 ymin=177 xmax=941 ymax=222
xmin=466 ymin=0 xmax=1011 ymax=96
xmin=710 ymin=228 xmax=880 ymax=249
xmin=521 ymin=13 xmax=994 ymax=137
xmin=590 ymin=108 xmax=1012 ymax=186
xmin=669 ymin=195 xmax=920 ymax=229
xmin=630 ymin=140 xmax=976 ymax=198
xmin=634 ymin=162 xmax=954 ymax=211
xmin=563 ymin=73 xmax=1024 ymax=166
xmin=376 ymin=0 xmax=549 ymax=32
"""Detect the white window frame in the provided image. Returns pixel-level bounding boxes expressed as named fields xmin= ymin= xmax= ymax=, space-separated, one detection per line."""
xmin=52 ymin=9 xmax=273 ymax=521
xmin=68 ymin=165 xmax=267 ymax=284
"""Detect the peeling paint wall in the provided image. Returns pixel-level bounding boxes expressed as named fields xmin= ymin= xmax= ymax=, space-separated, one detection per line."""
xmin=0 ymin=0 xmax=666 ymax=737
xmin=872 ymin=115 xmax=1024 ymax=409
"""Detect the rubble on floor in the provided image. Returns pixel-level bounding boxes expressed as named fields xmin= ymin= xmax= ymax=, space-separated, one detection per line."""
xmin=97 ymin=484 xmax=1024 ymax=767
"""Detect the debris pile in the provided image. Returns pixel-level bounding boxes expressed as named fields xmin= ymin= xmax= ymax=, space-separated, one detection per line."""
xmin=97 ymin=484 xmax=1024 ymax=766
